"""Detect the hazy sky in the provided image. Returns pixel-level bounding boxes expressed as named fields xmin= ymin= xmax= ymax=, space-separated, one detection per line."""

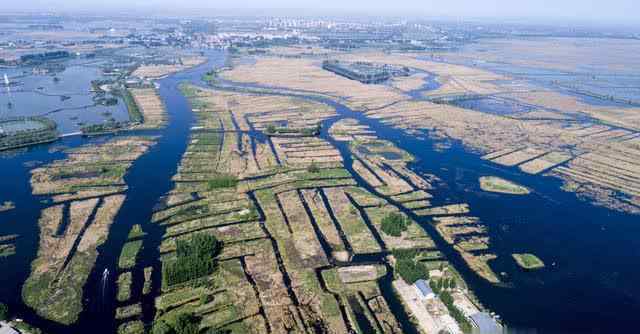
xmin=5 ymin=0 xmax=639 ymax=22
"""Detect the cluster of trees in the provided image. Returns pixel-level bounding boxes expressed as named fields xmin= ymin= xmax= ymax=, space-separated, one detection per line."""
xmin=163 ymin=234 xmax=220 ymax=287
xmin=207 ymin=175 xmax=239 ymax=190
xmin=265 ymin=124 xmax=321 ymax=137
xmin=153 ymin=314 xmax=231 ymax=334
xmin=393 ymin=249 xmax=428 ymax=284
xmin=429 ymin=277 xmax=457 ymax=294
xmin=80 ymin=119 xmax=128 ymax=135
xmin=440 ymin=290 xmax=473 ymax=333
xmin=117 ymin=89 xmax=144 ymax=123
xmin=381 ymin=212 xmax=410 ymax=237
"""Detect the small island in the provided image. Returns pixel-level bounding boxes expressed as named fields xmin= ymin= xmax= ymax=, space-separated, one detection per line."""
xmin=0 ymin=201 xmax=15 ymax=212
xmin=512 ymin=253 xmax=545 ymax=270
xmin=479 ymin=176 xmax=530 ymax=195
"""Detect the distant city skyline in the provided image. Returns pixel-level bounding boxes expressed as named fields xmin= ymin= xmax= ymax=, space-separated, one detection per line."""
xmin=3 ymin=0 xmax=639 ymax=24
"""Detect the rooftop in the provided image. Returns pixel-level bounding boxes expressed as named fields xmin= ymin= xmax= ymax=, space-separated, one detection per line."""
xmin=415 ymin=279 xmax=434 ymax=298
xmin=470 ymin=312 xmax=501 ymax=334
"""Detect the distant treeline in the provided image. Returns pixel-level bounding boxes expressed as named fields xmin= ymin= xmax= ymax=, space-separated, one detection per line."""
xmin=20 ymin=51 xmax=71 ymax=64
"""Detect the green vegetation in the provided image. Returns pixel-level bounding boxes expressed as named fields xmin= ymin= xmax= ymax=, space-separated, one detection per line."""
xmin=117 ymin=272 xmax=133 ymax=302
xmin=116 ymin=303 xmax=142 ymax=320
xmin=12 ymin=321 xmax=43 ymax=334
xmin=119 ymin=88 xmax=144 ymax=123
xmin=512 ymin=253 xmax=545 ymax=270
xmin=440 ymin=290 xmax=473 ymax=333
xmin=119 ymin=240 xmax=143 ymax=269
xmin=207 ymin=175 xmax=239 ymax=190
xmin=265 ymin=123 xmax=321 ymax=137
xmin=152 ymin=320 xmax=173 ymax=334
xmin=0 ymin=201 xmax=15 ymax=212
xmin=128 ymin=224 xmax=146 ymax=240
xmin=393 ymin=249 xmax=428 ymax=284
xmin=479 ymin=176 xmax=530 ymax=195
xmin=80 ymin=120 xmax=129 ymax=135
xmin=380 ymin=212 xmax=410 ymax=237
xmin=21 ymin=252 xmax=94 ymax=324
xmin=143 ymin=267 xmax=153 ymax=295
xmin=118 ymin=320 xmax=145 ymax=334
xmin=152 ymin=313 xmax=210 ymax=334
xmin=173 ymin=313 xmax=201 ymax=334
xmin=163 ymin=234 xmax=220 ymax=287
xmin=0 ymin=302 xmax=8 ymax=321
xmin=307 ymin=162 xmax=320 ymax=173
xmin=0 ymin=244 xmax=16 ymax=258
xmin=203 ymin=70 xmax=218 ymax=83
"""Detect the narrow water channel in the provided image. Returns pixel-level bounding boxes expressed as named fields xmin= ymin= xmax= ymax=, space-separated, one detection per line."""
xmin=3 ymin=51 xmax=640 ymax=333
xmin=212 ymin=74 xmax=640 ymax=333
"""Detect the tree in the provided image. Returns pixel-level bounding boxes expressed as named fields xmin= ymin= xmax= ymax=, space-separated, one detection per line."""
xmin=163 ymin=233 xmax=221 ymax=287
xmin=200 ymin=294 xmax=213 ymax=305
xmin=396 ymin=258 xmax=428 ymax=284
xmin=0 ymin=302 xmax=8 ymax=321
xmin=152 ymin=320 xmax=174 ymax=334
xmin=430 ymin=279 xmax=440 ymax=294
xmin=174 ymin=313 xmax=200 ymax=334
xmin=381 ymin=212 xmax=410 ymax=237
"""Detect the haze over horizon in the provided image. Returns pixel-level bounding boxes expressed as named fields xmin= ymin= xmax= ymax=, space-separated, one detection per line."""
xmin=3 ymin=0 xmax=639 ymax=24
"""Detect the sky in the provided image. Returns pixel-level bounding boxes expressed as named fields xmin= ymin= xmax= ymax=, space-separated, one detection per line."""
xmin=4 ymin=0 xmax=639 ymax=23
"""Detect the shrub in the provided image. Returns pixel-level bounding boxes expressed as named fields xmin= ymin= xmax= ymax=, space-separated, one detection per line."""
xmin=307 ymin=162 xmax=320 ymax=173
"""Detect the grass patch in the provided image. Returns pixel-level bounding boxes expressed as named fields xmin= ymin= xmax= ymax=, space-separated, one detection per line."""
xmin=118 ymin=240 xmax=143 ymax=270
xmin=117 ymin=320 xmax=145 ymax=334
xmin=479 ymin=176 xmax=530 ymax=195
xmin=127 ymin=224 xmax=146 ymax=240
xmin=117 ymin=272 xmax=132 ymax=302
xmin=512 ymin=253 xmax=545 ymax=269
xmin=207 ymin=175 xmax=239 ymax=190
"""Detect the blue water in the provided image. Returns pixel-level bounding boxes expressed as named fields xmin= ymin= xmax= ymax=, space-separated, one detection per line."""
xmin=0 ymin=58 xmax=130 ymax=133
